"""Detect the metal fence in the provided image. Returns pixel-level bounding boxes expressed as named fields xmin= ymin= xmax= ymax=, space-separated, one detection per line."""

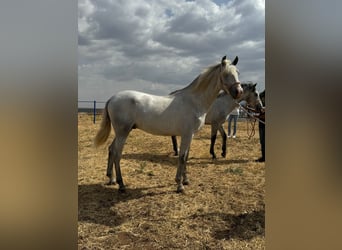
xmin=78 ymin=100 xmax=252 ymax=124
xmin=78 ymin=100 xmax=106 ymax=123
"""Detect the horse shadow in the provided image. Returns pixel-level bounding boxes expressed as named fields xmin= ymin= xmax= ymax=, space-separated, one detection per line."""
xmin=193 ymin=157 xmax=251 ymax=165
xmin=123 ymin=152 xmax=250 ymax=167
xmin=79 ymin=184 xmax=264 ymax=241
xmin=78 ymin=183 xmax=170 ymax=227
xmin=122 ymin=153 xmax=178 ymax=167
xmin=189 ymin=209 xmax=265 ymax=240
xmin=214 ymin=210 xmax=265 ymax=240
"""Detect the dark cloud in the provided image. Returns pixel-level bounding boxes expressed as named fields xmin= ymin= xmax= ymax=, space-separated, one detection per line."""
xmin=78 ymin=34 xmax=90 ymax=46
xmin=167 ymin=13 xmax=211 ymax=33
xmin=78 ymin=0 xmax=265 ymax=99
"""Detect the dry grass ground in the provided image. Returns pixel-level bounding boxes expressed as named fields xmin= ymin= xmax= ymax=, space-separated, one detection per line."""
xmin=78 ymin=113 xmax=265 ymax=249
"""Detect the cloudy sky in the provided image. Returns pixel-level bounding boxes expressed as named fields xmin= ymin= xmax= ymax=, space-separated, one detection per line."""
xmin=78 ymin=0 xmax=264 ymax=105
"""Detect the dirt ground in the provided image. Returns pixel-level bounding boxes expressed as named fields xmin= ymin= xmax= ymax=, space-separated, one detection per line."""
xmin=78 ymin=113 xmax=265 ymax=249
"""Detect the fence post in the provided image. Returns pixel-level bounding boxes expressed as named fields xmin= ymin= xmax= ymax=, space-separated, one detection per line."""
xmin=93 ymin=100 xmax=96 ymax=124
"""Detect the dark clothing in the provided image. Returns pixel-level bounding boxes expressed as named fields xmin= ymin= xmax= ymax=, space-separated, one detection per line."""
xmin=257 ymin=90 xmax=265 ymax=162
xmin=259 ymin=120 xmax=265 ymax=160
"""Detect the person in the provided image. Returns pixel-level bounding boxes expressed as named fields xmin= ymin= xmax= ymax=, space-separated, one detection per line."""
xmin=256 ymin=90 xmax=265 ymax=162
xmin=227 ymin=106 xmax=239 ymax=138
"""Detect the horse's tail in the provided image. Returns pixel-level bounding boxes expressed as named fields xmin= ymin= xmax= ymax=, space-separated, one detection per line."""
xmin=94 ymin=100 xmax=111 ymax=147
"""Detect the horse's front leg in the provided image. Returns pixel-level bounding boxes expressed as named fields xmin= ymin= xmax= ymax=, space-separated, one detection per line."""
xmin=175 ymin=134 xmax=193 ymax=193
xmin=182 ymin=142 xmax=191 ymax=185
xmin=218 ymin=125 xmax=227 ymax=158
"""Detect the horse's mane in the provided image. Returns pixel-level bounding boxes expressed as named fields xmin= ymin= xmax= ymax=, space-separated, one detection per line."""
xmin=194 ymin=64 xmax=222 ymax=92
xmin=170 ymin=61 xmax=228 ymax=96
xmin=259 ymin=89 xmax=265 ymax=106
xmin=169 ymin=75 xmax=200 ymax=95
xmin=259 ymin=89 xmax=265 ymax=98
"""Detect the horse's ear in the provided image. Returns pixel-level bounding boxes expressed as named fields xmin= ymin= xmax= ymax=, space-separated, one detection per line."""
xmin=231 ymin=56 xmax=238 ymax=65
xmin=253 ymin=83 xmax=257 ymax=88
xmin=221 ymin=56 xmax=227 ymax=66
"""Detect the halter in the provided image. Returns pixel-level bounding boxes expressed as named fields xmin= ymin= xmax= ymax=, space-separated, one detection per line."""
xmin=219 ymin=60 xmax=241 ymax=97
xmin=220 ymin=74 xmax=242 ymax=98
xmin=229 ymin=82 xmax=241 ymax=93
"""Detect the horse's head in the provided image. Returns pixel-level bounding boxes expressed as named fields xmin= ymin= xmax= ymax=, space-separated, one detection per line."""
xmin=241 ymin=82 xmax=263 ymax=111
xmin=220 ymin=56 xmax=243 ymax=99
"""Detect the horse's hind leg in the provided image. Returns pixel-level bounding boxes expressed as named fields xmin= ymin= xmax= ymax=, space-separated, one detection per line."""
xmin=210 ymin=125 xmax=218 ymax=159
xmin=171 ymin=136 xmax=178 ymax=156
xmin=218 ymin=125 xmax=227 ymax=158
xmin=113 ymin=134 xmax=129 ymax=193
xmin=106 ymin=141 xmax=116 ymax=185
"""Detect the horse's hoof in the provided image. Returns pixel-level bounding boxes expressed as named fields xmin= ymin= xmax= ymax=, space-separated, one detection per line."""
xmin=106 ymin=180 xmax=116 ymax=185
xmin=118 ymin=187 xmax=126 ymax=193
xmin=212 ymin=155 xmax=217 ymax=160
xmin=176 ymin=185 xmax=185 ymax=193
xmin=183 ymin=179 xmax=190 ymax=185
xmin=221 ymin=153 xmax=226 ymax=158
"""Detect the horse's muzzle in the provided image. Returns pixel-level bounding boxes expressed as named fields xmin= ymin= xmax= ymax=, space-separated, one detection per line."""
xmin=229 ymin=82 xmax=243 ymax=99
xmin=256 ymin=102 xmax=263 ymax=113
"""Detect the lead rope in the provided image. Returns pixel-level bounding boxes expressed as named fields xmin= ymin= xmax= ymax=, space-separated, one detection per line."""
xmin=236 ymin=102 xmax=265 ymax=139
xmin=246 ymin=115 xmax=257 ymax=139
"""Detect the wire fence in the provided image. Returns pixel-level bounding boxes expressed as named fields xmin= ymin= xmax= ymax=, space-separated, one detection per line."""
xmin=78 ymin=100 xmax=252 ymax=124
xmin=78 ymin=100 xmax=106 ymax=123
